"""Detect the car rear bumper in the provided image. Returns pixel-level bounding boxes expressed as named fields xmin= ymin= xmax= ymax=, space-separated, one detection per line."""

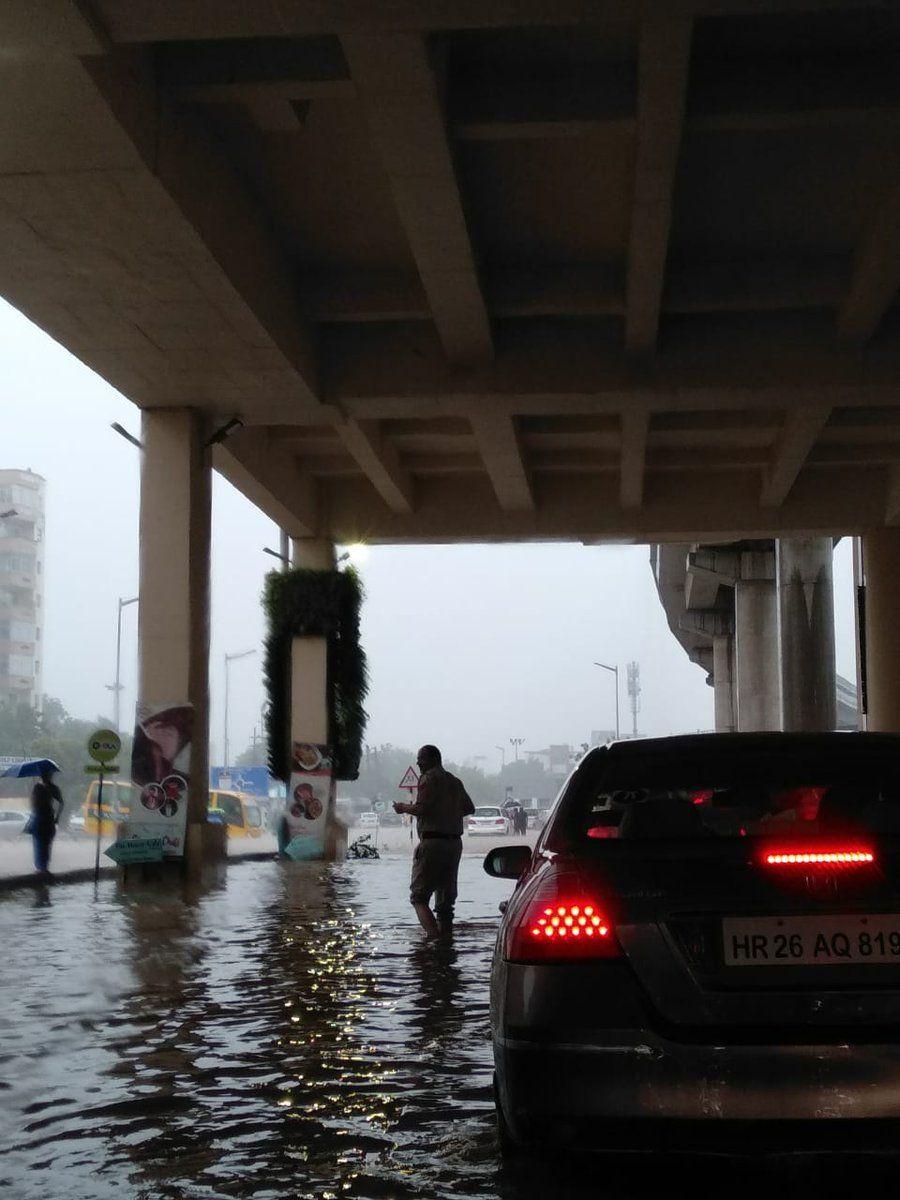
xmin=496 ymin=1032 xmax=900 ymax=1142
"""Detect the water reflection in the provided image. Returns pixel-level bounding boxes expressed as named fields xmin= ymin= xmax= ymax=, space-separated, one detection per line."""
xmin=2 ymin=857 xmax=900 ymax=1199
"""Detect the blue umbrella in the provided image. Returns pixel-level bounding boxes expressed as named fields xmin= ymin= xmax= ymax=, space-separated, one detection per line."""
xmin=0 ymin=758 xmax=61 ymax=780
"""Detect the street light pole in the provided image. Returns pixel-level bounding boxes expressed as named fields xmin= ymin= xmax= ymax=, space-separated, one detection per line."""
xmin=509 ymin=737 xmax=525 ymax=762
xmin=106 ymin=595 xmax=138 ymax=733
xmin=495 ymin=744 xmax=506 ymax=771
xmin=594 ymin=662 xmax=620 ymax=740
xmin=224 ymin=648 xmax=257 ymax=769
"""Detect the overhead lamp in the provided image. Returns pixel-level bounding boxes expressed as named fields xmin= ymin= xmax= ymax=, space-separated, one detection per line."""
xmin=111 ymin=422 xmax=143 ymax=449
xmin=204 ymin=417 xmax=244 ymax=448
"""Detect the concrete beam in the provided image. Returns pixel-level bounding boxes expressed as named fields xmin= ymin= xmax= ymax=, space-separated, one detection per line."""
xmin=683 ymin=561 xmax=722 ymax=610
xmin=317 ymin=466 xmax=889 ymax=545
xmin=760 ymin=405 xmax=831 ymax=508
xmin=468 ymin=412 xmax=534 ymax=512
xmin=341 ymin=34 xmax=492 ymax=365
xmin=679 ymin=611 xmax=734 ymax=638
xmin=620 ymin=409 xmax=650 ymax=509
xmin=837 ymin=181 xmax=900 ymax=348
xmin=325 ymin=316 xmax=900 ymax=420
xmin=333 ymin=418 xmax=414 ymax=514
xmin=214 ymin=429 xmax=318 ymax=538
xmin=304 ymin=257 xmax=848 ymax=323
xmin=93 ymin=1 xmax=900 ymax=43
xmin=624 ymin=12 xmax=693 ymax=355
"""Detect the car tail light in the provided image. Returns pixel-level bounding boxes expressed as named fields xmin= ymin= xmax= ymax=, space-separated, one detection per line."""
xmin=761 ymin=848 xmax=875 ymax=867
xmin=506 ymin=877 xmax=621 ymax=963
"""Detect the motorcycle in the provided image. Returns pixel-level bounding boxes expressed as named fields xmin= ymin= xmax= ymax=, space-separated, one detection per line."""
xmin=347 ymin=833 xmax=380 ymax=860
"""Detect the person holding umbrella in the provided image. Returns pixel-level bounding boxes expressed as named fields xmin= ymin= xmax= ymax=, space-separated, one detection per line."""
xmin=0 ymin=757 xmax=63 ymax=877
xmin=29 ymin=762 xmax=64 ymax=877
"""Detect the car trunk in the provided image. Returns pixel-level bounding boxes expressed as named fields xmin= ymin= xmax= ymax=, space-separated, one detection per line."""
xmin=573 ymin=842 xmax=900 ymax=1036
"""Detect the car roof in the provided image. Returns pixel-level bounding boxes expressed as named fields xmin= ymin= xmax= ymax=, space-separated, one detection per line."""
xmin=587 ymin=731 xmax=900 ymax=763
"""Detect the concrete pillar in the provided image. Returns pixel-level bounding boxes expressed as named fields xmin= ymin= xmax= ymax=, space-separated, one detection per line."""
xmin=734 ymin=558 xmax=781 ymax=731
xmin=292 ymin=538 xmax=335 ymax=570
xmin=137 ymin=409 xmax=217 ymax=860
xmin=777 ymin=538 xmax=836 ymax=731
xmin=712 ymin=635 xmax=736 ymax=732
xmin=862 ymin=531 xmax=900 ymax=731
xmin=286 ymin=535 xmax=345 ymax=857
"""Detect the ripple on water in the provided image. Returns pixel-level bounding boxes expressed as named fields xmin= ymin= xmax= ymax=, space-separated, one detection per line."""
xmin=3 ymin=857 xmax=896 ymax=1200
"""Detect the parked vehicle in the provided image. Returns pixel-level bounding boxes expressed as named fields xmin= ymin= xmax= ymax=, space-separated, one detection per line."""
xmin=0 ymin=809 xmax=28 ymax=839
xmin=487 ymin=733 xmax=900 ymax=1152
xmin=468 ymin=806 xmax=511 ymax=836
xmin=208 ymin=790 xmax=264 ymax=838
xmin=82 ymin=783 xmax=263 ymax=839
xmin=83 ymin=779 xmax=133 ymax=838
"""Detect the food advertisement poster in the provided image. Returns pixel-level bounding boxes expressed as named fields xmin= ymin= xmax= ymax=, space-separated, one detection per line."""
xmin=128 ymin=703 xmax=193 ymax=858
xmin=286 ymin=742 xmax=332 ymax=860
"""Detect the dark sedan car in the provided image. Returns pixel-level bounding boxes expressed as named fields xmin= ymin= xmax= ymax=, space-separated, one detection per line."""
xmin=486 ymin=733 xmax=900 ymax=1152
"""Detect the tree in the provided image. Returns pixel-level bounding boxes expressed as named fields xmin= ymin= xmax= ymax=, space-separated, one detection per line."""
xmin=0 ymin=697 xmax=132 ymax=820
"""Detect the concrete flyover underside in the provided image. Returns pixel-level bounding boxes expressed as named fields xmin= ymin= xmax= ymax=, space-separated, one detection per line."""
xmin=4 ymin=2 xmax=900 ymax=544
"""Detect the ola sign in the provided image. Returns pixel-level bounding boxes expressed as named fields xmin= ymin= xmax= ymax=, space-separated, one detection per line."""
xmin=87 ymin=728 xmax=121 ymax=766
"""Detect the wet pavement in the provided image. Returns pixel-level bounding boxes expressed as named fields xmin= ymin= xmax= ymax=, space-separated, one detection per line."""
xmin=2 ymin=853 xmax=900 ymax=1199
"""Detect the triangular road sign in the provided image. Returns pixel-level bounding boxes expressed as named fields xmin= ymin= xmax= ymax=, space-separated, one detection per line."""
xmin=398 ymin=766 xmax=419 ymax=790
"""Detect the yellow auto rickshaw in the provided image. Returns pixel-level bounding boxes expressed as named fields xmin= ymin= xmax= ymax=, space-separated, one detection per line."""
xmin=207 ymin=789 xmax=264 ymax=838
xmin=83 ymin=779 xmax=134 ymax=838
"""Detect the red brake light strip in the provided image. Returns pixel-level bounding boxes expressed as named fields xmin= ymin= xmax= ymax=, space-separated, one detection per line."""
xmin=763 ymin=850 xmax=874 ymax=866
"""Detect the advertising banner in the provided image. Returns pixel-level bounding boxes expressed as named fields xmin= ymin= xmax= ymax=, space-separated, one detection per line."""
xmin=128 ymin=703 xmax=193 ymax=858
xmin=285 ymin=742 xmax=332 ymax=860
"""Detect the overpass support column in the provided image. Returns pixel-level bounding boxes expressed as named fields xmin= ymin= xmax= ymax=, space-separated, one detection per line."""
xmin=292 ymin=539 xmax=336 ymax=570
xmin=777 ymin=538 xmax=836 ymax=731
xmin=862 ymin=532 xmax=900 ymax=731
xmin=137 ymin=409 xmax=220 ymax=870
xmin=286 ymin=537 xmax=345 ymax=858
xmin=734 ymin=551 xmax=781 ymax=732
xmin=712 ymin=635 xmax=736 ymax=733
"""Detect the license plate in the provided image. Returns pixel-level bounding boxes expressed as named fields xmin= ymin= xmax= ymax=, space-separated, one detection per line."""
xmin=722 ymin=915 xmax=900 ymax=966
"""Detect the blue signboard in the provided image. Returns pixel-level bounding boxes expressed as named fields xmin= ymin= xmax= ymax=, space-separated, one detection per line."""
xmin=210 ymin=766 xmax=273 ymax=797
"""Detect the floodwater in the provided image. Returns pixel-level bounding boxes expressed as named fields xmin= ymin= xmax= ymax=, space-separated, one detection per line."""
xmin=1 ymin=854 xmax=899 ymax=1200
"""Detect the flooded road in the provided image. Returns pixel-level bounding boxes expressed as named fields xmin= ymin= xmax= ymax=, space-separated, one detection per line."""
xmin=1 ymin=854 xmax=899 ymax=1199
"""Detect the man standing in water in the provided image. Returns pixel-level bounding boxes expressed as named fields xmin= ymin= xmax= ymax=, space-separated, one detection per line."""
xmin=394 ymin=745 xmax=475 ymax=939
xmin=30 ymin=764 xmax=63 ymax=878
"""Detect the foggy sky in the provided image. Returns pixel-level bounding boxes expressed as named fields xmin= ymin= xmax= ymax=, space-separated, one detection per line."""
xmin=2 ymin=298 xmax=858 ymax=771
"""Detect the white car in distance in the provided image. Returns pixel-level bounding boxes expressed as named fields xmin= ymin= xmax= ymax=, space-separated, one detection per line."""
xmin=0 ymin=810 xmax=29 ymax=840
xmin=467 ymin=806 xmax=512 ymax=836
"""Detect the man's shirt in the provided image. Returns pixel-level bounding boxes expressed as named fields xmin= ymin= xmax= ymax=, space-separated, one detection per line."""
xmin=411 ymin=767 xmax=475 ymax=836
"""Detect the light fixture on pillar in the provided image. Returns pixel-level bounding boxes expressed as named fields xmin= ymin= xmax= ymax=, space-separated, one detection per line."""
xmin=336 ymin=543 xmax=370 ymax=569
xmin=111 ymin=422 xmax=143 ymax=449
xmin=263 ymin=545 xmax=291 ymax=565
xmin=204 ymin=417 xmax=244 ymax=448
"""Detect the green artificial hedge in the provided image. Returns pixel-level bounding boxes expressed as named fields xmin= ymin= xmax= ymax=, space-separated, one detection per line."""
xmin=263 ymin=567 xmax=368 ymax=782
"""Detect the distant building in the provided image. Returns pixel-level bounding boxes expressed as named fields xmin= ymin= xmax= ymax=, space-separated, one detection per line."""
xmin=0 ymin=470 xmax=46 ymax=710
xmin=525 ymin=744 xmax=577 ymax=777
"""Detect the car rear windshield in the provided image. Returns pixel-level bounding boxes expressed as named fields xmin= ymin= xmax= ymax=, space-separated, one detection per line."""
xmin=475 ymin=807 xmax=501 ymax=818
xmin=552 ymin=748 xmax=900 ymax=845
